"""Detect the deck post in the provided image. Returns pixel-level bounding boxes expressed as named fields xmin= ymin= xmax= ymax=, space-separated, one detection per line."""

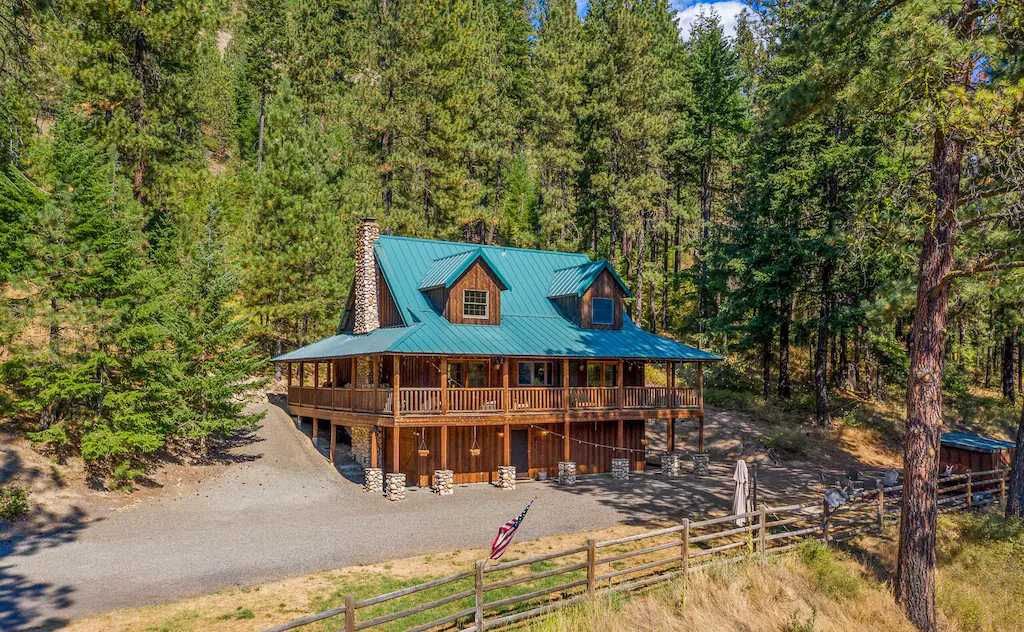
xmin=668 ymin=361 xmax=675 ymax=453
xmin=617 ymin=359 xmax=624 ymax=407
xmin=287 ymin=362 xmax=292 ymax=386
xmin=474 ymin=560 xmax=485 ymax=631
xmin=330 ymin=423 xmax=337 ymax=463
xmin=349 ymin=357 xmax=356 ymax=410
xmin=503 ymin=423 xmax=511 ymax=465
xmin=501 ymin=358 xmax=509 ymax=414
xmin=312 ymin=418 xmax=319 ymax=450
xmin=313 ymin=363 xmax=319 ymax=408
xmin=697 ymin=362 xmax=704 ymax=409
xmin=370 ymin=426 xmax=379 ymax=469
xmin=617 ymin=418 xmax=624 ymax=458
xmin=391 ymin=427 xmax=400 ymax=474
xmin=372 ymin=355 xmax=379 ymax=410
xmin=392 ymin=354 xmax=400 ymax=417
xmin=562 ymin=358 xmax=569 ymax=411
xmin=299 ymin=362 xmax=305 ymax=388
xmin=440 ymin=356 xmax=448 ymax=415
xmin=698 ymin=415 xmax=705 ymax=453
xmin=440 ymin=425 xmax=449 ymax=470
xmin=563 ymin=420 xmax=570 ymax=462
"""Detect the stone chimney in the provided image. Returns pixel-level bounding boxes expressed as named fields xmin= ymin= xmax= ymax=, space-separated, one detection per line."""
xmin=353 ymin=218 xmax=380 ymax=335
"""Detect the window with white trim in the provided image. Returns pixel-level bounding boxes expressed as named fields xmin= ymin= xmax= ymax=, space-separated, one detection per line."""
xmin=462 ymin=290 xmax=489 ymax=319
xmin=591 ymin=297 xmax=614 ymax=325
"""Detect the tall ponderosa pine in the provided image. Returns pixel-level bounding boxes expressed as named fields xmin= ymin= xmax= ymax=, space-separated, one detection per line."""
xmin=243 ymin=0 xmax=287 ymax=171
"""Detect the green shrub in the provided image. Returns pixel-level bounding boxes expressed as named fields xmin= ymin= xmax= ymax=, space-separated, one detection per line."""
xmin=0 ymin=486 xmax=29 ymax=520
xmin=798 ymin=541 xmax=861 ymax=600
xmin=218 ymin=607 xmax=254 ymax=620
xmin=110 ymin=460 xmax=145 ymax=492
xmin=761 ymin=428 xmax=809 ymax=460
xmin=780 ymin=611 xmax=816 ymax=632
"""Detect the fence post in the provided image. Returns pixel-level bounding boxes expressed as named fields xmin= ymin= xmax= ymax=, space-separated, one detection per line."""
xmin=1001 ymin=467 xmax=1008 ymax=504
xmin=475 ymin=560 xmax=484 ymax=631
xmin=681 ymin=519 xmax=690 ymax=577
xmin=758 ymin=506 xmax=766 ymax=557
xmin=966 ymin=469 xmax=972 ymax=509
xmin=586 ymin=538 xmax=596 ymax=597
xmin=822 ymin=500 xmax=831 ymax=547
xmin=344 ymin=593 xmax=355 ymax=632
xmin=877 ymin=482 xmax=885 ymax=531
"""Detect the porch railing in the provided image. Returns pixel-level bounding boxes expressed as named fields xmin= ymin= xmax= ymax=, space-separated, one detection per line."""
xmin=287 ymin=385 xmax=701 ymax=415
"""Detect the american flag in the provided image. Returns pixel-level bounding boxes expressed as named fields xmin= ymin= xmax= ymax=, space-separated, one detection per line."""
xmin=489 ymin=500 xmax=534 ymax=560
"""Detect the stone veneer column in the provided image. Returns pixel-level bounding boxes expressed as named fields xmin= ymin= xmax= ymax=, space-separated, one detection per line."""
xmin=557 ymin=461 xmax=576 ymax=486
xmin=661 ymin=452 xmax=680 ymax=477
xmin=353 ymin=218 xmax=380 ymax=335
xmin=611 ymin=457 xmax=630 ymax=480
xmin=432 ymin=470 xmax=454 ymax=496
xmin=497 ymin=466 xmax=516 ymax=490
xmin=692 ymin=453 xmax=710 ymax=476
xmin=347 ymin=426 xmax=372 ymax=466
xmin=364 ymin=468 xmax=383 ymax=493
xmin=384 ymin=472 xmax=406 ymax=501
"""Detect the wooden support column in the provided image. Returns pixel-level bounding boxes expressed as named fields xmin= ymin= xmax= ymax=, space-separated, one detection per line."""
xmin=563 ymin=420 xmax=571 ymax=462
xmin=617 ymin=359 xmax=624 ymax=407
xmin=286 ymin=362 xmax=292 ymax=386
xmin=440 ymin=356 xmax=449 ymax=414
xmin=617 ymin=418 xmax=624 ymax=458
xmin=502 ymin=359 xmax=509 ymax=414
xmin=562 ymin=358 xmax=570 ymax=411
xmin=312 ymin=418 xmax=319 ymax=448
xmin=697 ymin=362 xmax=704 ymax=409
xmin=668 ymin=361 xmax=675 ymax=452
xmin=349 ymin=357 xmax=356 ymax=409
xmin=503 ymin=423 xmax=511 ymax=465
xmin=370 ymin=426 xmax=379 ymax=468
xmin=440 ymin=425 xmax=449 ymax=470
xmin=698 ymin=415 xmax=705 ymax=453
xmin=313 ymin=363 xmax=320 ymax=408
xmin=299 ymin=362 xmax=305 ymax=388
xmin=391 ymin=426 xmax=400 ymax=474
xmin=392 ymin=354 xmax=400 ymax=417
xmin=668 ymin=418 xmax=676 ymax=453
xmin=329 ymin=423 xmax=337 ymax=463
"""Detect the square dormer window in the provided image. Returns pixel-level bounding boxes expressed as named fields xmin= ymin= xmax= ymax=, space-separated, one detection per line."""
xmin=463 ymin=290 xmax=489 ymax=319
xmin=592 ymin=297 xmax=614 ymax=325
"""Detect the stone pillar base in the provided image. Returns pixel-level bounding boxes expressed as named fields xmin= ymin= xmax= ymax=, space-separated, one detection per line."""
xmin=432 ymin=469 xmax=454 ymax=496
xmin=497 ymin=466 xmax=516 ymax=490
xmin=364 ymin=467 xmax=383 ymax=493
xmin=558 ymin=461 xmax=576 ymax=486
xmin=661 ymin=453 xmax=680 ymax=477
xmin=384 ymin=472 xmax=406 ymax=501
xmin=611 ymin=457 xmax=630 ymax=480
xmin=693 ymin=453 xmax=710 ymax=476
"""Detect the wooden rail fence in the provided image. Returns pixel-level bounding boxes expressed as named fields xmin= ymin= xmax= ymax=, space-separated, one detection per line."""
xmin=262 ymin=467 xmax=1009 ymax=632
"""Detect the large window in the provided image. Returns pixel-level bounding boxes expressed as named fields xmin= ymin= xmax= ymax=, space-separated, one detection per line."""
xmin=449 ymin=361 xmax=487 ymax=387
xmin=591 ymin=297 xmax=614 ymax=325
xmin=518 ymin=361 xmax=555 ymax=386
xmin=463 ymin=290 xmax=489 ymax=319
xmin=586 ymin=361 xmax=618 ymax=387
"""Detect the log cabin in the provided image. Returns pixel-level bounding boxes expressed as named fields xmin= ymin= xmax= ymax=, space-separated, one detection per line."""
xmin=274 ymin=219 xmax=722 ymax=499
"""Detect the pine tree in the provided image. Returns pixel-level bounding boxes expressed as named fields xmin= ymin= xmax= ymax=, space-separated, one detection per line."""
xmin=244 ymin=0 xmax=288 ymax=171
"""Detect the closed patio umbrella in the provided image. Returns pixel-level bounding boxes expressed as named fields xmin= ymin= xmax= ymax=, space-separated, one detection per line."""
xmin=732 ymin=460 xmax=752 ymax=526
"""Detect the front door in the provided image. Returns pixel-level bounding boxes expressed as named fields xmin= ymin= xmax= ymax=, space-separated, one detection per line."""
xmin=510 ymin=429 xmax=529 ymax=477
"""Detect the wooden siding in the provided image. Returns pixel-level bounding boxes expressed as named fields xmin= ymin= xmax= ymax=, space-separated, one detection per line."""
xmin=386 ymin=420 xmax=646 ymax=487
xmin=551 ymin=295 xmax=581 ymax=325
xmin=580 ymin=269 xmax=624 ymax=330
xmin=378 ymin=265 xmax=403 ymax=327
xmin=623 ymin=361 xmax=645 ymax=386
xmin=940 ymin=445 xmax=1013 ymax=475
xmin=446 ymin=261 xmax=502 ymax=325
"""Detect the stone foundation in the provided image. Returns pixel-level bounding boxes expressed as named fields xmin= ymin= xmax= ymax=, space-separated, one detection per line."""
xmin=347 ymin=426 xmax=373 ymax=466
xmin=497 ymin=466 xmax=516 ymax=490
xmin=432 ymin=469 xmax=454 ymax=496
xmin=661 ymin=453 xmax=680 ymax=477
xmin=558 ymin=461 xmax=576 ymax=486
xmin=364 ymin=467 xmax=383 ymax=493
xmin=693 ymin=453 xmax=710 ymax=476
xmin=384 ymin=472 xmax=406 ymax=501
xmin=611 ymin=458 xmax=630 ymax=480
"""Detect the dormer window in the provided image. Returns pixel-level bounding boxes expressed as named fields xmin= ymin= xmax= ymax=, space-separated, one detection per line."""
xmin=463 ymin=290 xmax=489 ymax=319
xmin=592 ymin=298 xmax=614 ymax=325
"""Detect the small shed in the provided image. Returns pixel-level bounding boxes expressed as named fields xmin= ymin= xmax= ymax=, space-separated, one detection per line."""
xmin=940 ymin=431 xmax=1015 ymax=474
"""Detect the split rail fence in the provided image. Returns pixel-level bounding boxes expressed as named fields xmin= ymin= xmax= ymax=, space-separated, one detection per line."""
xmin=263 ymin=467 xmax=1010 ymax=632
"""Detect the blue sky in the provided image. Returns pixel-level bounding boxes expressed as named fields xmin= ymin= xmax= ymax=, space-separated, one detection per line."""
xmin=576 ymin=0 xmax=749 ymax=39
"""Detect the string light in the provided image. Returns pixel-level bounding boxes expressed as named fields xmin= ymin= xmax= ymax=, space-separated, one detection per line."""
xmin=528 ymin=425 xmax=649 ymax=454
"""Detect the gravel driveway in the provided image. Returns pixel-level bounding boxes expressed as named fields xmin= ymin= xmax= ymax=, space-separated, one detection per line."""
xmin=1 ymin=403 xmax=820 ymax=631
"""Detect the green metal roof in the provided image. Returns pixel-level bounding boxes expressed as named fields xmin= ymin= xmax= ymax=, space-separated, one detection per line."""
xmin=274 ymin=235 xmax=721 ymax=362
xmin=418 ymin=248 xmax=511 ymax=291
xmin=548 ymin=260 xmax=633 ymax=298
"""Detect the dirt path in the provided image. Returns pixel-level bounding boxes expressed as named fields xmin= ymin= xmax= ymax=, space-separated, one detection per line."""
xmin=1 ymin=403 xmax=864 ymax=631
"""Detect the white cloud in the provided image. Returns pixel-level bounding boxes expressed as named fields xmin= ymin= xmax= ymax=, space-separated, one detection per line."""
xmin=675 ymin=1 xmax=748 ymax=40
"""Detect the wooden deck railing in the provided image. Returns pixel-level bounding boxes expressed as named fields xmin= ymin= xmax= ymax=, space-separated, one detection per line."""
xmin=262 ymin=468 xmax=1011 ymax=632
xmin=287 ymin=385 xmax=702 ymax=416
xmin=509 ymin=387 xmax=563 ymax=411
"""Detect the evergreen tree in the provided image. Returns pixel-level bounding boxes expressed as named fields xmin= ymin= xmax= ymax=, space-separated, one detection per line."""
xmin=244 ymin=0 xmax=287 ymax=171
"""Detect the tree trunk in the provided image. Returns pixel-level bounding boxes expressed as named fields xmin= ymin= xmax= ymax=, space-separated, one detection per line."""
xmin=132 ymin=0 xmax=147 ymax=202
xmin=895 ymin=124 xmax=964 ymax=632
xmin=257 ymin=90 xmax=266 ymax=173
xmin=778 ymin=295 xmax=792 ymax=400
xmin=761 ymin=332 xmax=772 ymax=402
xmin=1003 ymin=332 xmax=1016 ymax=404
xmin=815 ymin=262 xmax=832 ymax=426
xmin=697 ymin=155 xmax=712 ymax=327
xmin=1007 ymin=400 xmax=1024 ymax=518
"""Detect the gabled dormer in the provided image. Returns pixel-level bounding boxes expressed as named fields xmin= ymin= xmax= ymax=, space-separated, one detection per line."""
xmin=419 ymin=248 xmax=510 ymax=325
xmin=548 ymin=260 xmax=632 ymax=330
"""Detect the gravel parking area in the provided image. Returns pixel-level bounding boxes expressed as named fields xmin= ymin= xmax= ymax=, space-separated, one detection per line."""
xmin=2 ymin=402 xmax=821 ymax=630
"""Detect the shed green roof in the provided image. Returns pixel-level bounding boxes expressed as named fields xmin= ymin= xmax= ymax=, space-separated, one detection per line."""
xmin=548 ymin=260 xmax=632 ymax=298
xmin=418 ymin=248 xmax=511 ymax=291
xmin=274 ymin=235 xmax=721 ymax=363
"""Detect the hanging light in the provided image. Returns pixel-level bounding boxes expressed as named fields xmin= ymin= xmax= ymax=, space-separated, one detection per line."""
xmin=470 ymin=426 xmax=481 ymax=457
xmin=417 ymin=429 xmax=430 ymax=457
